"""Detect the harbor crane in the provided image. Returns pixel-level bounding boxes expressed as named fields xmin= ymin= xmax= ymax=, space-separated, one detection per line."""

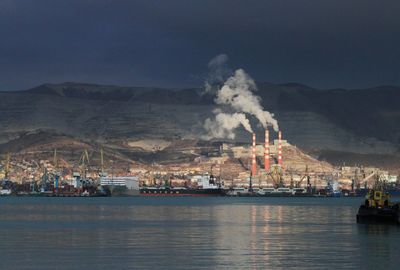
xmin=362 ymin=171 xmax=377 ymax=188
xmin=296 ymin=165 xmax=310 ymax=188
xmin=79 ymin=150 xmax=90 ymax=179
xmin=52 ymin=149 xmax=60 ymax=190
xmin=100 ymin=148 xmax=105 ymax=176
xmin=40 ymin=167 xmax=50 ymax=192
xmin=4 ymin=152 xmax=11 ymax=179
xmin=267 ymin=164 xmax=284 ymax=188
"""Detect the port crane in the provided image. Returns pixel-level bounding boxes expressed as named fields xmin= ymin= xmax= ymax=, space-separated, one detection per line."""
xmin=267 ymin=164 xmax=284 ymax=188
xmin=3 ymin=152 xmax=11 ymax=179
xmin=79 ymin=150 xmax=90 ymax=179
xmin=53 ymin=149 xmax=58 ymax=170
xmin=296 ymin=165 xmax=310 ymax=188
xmin=352 ymin=166 xmax=361 ymax=191
xmin=71 ymin=149 xmax=91 ymax=190
xmin=284 ymin=166 xmax=295 ymax=188
xmin=100 ymin=148 xmax=105 ymax=176
xmin=52 ymin=149 xmax=60 ymax=190
xmin=361 ymin=170 xmax=376 ymax=188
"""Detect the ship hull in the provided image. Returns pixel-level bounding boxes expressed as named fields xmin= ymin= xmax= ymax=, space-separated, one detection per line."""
xmin=356 ymin=205 xmax=400 ymax=224
xmin=140 ymin=188 xmax=225 ymax=197
xmin=105 ymin=186 xmax=140 ymax=197
xmin=0 ymin=189 xmax=12 ymax=196
xmin=229 ymin=192 xmax=323 ymax=197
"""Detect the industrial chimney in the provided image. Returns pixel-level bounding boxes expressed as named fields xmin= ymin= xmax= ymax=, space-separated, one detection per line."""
xmin=264 ymin=129 xmax=270 ymax=171
xmin=278 ymin=131 xmax=283 ymax=166
xmin=252 ymin=133 xmax=257 ymax=178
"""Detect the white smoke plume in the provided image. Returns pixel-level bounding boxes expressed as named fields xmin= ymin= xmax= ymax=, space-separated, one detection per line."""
xmin=204 ymin=54 xmax=231 ymax=93
xmin=203 ymin=111 xmax=253 ymax=139
xmin=202 ymin=54 xmax=279 ymax=140
xmin=215 ymin=69 xmax=279 ymax=131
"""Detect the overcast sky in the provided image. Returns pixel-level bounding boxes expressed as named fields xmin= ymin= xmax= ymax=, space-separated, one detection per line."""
xmin=1 ymin=0 xmax=400 ymax=90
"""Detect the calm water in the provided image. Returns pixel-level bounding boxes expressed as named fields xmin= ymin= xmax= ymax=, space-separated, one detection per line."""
xmin=0 ymin=197 xmax=399 ymax=269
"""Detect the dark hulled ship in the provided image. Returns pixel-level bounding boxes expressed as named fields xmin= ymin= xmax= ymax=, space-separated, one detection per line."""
xmin=140 ymin=174 xmax=225 ymax=196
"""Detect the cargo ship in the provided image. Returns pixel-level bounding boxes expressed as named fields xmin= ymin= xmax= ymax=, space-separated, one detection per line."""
xmin=226 ymin=187 xmax=325 ymax=197
xmin=140 ymin=174 xmax=225 ymax=196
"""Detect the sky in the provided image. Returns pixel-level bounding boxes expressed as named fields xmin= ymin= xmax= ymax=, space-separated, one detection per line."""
xmin=0 ymin=0 xmax=400 ymax=91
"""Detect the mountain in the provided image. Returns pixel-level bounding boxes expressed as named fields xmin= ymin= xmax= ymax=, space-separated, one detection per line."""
xmin=0 ymin=82 xmax=399 ymax=168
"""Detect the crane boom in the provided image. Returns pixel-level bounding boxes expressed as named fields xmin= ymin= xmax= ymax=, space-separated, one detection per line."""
xmin=4 ymin=152 xmax=10 ymax=179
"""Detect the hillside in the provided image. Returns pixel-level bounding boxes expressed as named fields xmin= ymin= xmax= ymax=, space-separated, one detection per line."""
xmin=0 ymin=82 xmax=399 ymax=168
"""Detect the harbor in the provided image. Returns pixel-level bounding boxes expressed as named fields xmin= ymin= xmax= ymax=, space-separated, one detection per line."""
xmin=1 ymin=130 xmax=399 ymax=198
xmin=1 ymin=129 xmax=399 ymax=198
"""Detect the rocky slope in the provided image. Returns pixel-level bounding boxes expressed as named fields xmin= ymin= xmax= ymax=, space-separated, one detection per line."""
xmin=0 ymin=82 xmax=399 ymax=167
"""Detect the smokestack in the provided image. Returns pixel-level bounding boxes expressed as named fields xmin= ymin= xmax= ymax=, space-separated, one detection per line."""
xmin=278 ymin=131 xmax=283 ymax=166
xmin=252 ymin=133 xmax=257 ymax=178
xmin=264 ymin=129 xmax=270 ymax=171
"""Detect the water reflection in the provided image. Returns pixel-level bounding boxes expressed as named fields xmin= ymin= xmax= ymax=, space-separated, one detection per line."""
xmin=0 ymin=197 xmax=399 ymax=269
xmin=357 ymin=224 xmax=400 ymax=270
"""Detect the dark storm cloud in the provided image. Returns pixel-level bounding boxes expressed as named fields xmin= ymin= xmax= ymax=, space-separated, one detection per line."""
xmin=0 ymin=0 xmax=400 ymax=90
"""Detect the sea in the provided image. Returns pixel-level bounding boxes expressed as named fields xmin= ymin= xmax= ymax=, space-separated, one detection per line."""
xmin=0 ymin=197 xmax=399 ymax=269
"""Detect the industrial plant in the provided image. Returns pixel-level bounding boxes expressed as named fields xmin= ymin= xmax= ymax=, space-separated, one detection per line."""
xmin=0 ymin=127 xmax=398 ymax=197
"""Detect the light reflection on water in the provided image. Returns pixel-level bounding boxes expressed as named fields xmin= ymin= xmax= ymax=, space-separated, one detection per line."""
xmin=0 ymin=197 xmax=399 ymax=269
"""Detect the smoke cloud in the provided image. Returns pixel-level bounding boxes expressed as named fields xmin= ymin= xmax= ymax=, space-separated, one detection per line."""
xmin=203 ymin=55 xmax=279 ymax=140
xmin=203 ymin=111 xmax=253 ymax=139
xmin=215 ymin=69 xmax=279 ymax=131
xmin=204 ymin=54 xmax=231 ymax=94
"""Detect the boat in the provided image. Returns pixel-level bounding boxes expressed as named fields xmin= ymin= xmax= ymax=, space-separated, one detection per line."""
xmin=100 ymin=176 xmax=140 ymax=196
xmin=140 ymin=174 xmax=225 ymax=196
xmin=258 ymin=187 xmax=310 ymax=197
xmin=0 ymin=188 xmax=12 ymax=196
xmin=226 ymin=187 xmax=321 ymax=197
xmin=0 ymin=178 xmax=13 ymax=196
xmin=356 ymin=189 xmax=400 ymax=224
xmin=325 ymin=180 xmax=342 ymax=197
xmin=140 ymin=186 xmax=226 ymax=196
xmin=225 ymin=187 xmax=249 ymax=196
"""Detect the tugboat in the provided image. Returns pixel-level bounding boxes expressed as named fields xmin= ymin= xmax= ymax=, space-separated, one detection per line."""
xmin=356 ymin=188 xmax=400 ymax=225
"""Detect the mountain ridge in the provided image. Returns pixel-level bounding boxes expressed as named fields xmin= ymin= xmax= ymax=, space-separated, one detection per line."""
xmin=1 ymin=82 xmax=399 ymax=164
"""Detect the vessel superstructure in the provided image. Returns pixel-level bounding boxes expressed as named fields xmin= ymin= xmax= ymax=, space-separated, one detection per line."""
xmin=100 ymin=176 xmax=140 ymax=196
xmin=140 ymin=174 xmax=225 ymax=196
